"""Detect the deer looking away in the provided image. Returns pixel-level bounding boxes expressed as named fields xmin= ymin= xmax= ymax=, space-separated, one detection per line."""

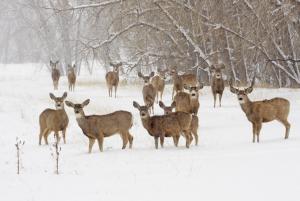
xmin=105 ymin=62 xmax=122 ymax=98
xmin=67 ymin=64 xmax=76 ymax=91
xmin=133 ymin=101 xmax=192 ymax=149
xmin=50 ymin=60 xmax=60 ymax=90
xmin=169 ymin=67 xmax=198 ymax=99
xmin=39 ymin=92 xmax=69 ymax=145
xmin=151 ymin=69 xmax=168 ymax=103
xmin=173 ymin=83 xmax=204 ymax=115
xmin=66 ymin=99 xmax=133 ymax=153
xmin=159 ymin=101 xmax=199 ymax=145
xmin=138 ymin=72 xmax=156 ymax=114
xmin=230 ymin=78 xmax=291 ymax=143
xmin=210 ymin=64 xmax=225 ymax=107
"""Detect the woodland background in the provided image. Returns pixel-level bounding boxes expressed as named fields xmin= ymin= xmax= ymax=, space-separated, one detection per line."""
xmin=0 ymin=0 xmax=300 ymax=87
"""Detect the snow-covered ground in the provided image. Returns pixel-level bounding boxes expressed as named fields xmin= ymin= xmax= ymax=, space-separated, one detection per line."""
xmin=0 ymin=64 xmax=299 ymax=201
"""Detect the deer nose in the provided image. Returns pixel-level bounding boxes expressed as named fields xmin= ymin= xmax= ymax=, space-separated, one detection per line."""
xmin=238 ymin=97 xmax=243 ymax=101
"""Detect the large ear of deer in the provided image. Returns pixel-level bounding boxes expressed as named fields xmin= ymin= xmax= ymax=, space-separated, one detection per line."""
xmin=82 ymin=99 xmax=90 ymax=107
xmin=198 ymin=82 xmax=204 ymax=90
xmin=138 ymin=72 xmax=144 ymax=78
xmin=50 ymin=93 xmax=56 ymax=100
xmin=133 ymin=101 xmax=141 ymax=109
xmin=150 ymin=72 xmax=155 ymax=77
xmin=62 ymin=92 xmax=67 ymax=99
xmin=245 ymin=77 xmax=255 ymax=94
xmin=65 ymin=101 xmax=75 ymax=108
xmin=220 ymin=63 xmax=225 ymax=69
xmin=229 ymin=80 xmax=239 ymax=94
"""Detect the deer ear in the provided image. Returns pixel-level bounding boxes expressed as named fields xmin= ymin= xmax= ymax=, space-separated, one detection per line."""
xmin=183 ymin=84 xmax=190 ymax=90
xmin=245 ymin=77 xmax=255 ymax=94
xmin=220 ymin=63 xmax=225 ymax=69
xmin=171 ymin=101 xmax=176 ymax=108
xmin=82 ymin=99 xmax=90 ymax=107
xmin=245 ymin=87 xmax=253 ymax=94
xmin=229 ymin=80 xmax=239 ymax=94
xmin=50 ymin=60 xmax=53 ymax=66
xmin=210 ymin=65 xmax=215 ymax=70
xmin=198 ymin=83 xmax=204 ymax=90
xmin=55 ymin=60 xmax=59 ymax=65
xmin=150 ymin=72 xmax=155 ymax=77
xmin=73 ymin=64 xmax=76 ymax=68
xmin=133 ymin=101 xmax=140 ymax=109
xmin=49 ymin=93 xmax=56 ymax=100
xmin=138 ymin=72 xmax=143 ymax=78
xmin=65 ymin=101 xmax=74 ymax=108
xmin=68 ymin=64 xmax=72 ymax=68
xmin=159 ymin=101 xmax=165 ymax=108
xmin=62 ymin=92 xmax=67 ymax=99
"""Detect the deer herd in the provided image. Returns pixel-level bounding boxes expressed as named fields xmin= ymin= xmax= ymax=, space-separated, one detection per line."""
xmin=42 ymin=60 xmax=291 ymax=153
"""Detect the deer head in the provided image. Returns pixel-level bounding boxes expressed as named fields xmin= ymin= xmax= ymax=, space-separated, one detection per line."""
xmin=159 ymin=101 xmax=176 ymax=115
xmin=65 ymin=99 xmax=90 ymax=118
xmin=230 ymin=77 xmax=255 ymax=104
xmin=184 ymin=82 xmax=204 ymax=99
xmin=50 ymin=60 xmax=59 ymax=69
xmin=49 ymin=92 xmax=67 ymax=110
xmin=110 ymin=62 xmax=122 ymax=72
xmin=133 ymin=101 xmax=151 ymax=119
xmin=210 ymin=63 xmax=225 ymax=79
xmin=157 ymin=69 xmax=168 ymax=80
xmin=138 ymin=72 xmax=155 ymax=84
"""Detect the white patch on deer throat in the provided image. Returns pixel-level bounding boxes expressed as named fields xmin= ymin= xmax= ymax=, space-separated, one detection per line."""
xmin=75 ymin=113 xmax=83 ymax=119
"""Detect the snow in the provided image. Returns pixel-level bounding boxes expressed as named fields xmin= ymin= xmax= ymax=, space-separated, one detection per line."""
xmin=0 ymin=63 xmax=300 ymax=201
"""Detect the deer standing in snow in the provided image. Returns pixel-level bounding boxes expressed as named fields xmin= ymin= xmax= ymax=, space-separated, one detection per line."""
xmin=230 ymin=78 xmax=291 ymax=143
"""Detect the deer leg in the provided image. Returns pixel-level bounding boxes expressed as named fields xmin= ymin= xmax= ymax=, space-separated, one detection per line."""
xmin=114 ymin=85 xmax=117 ymax=98
xmin=88 ymin=138 xmax=95 ymax=153
xmin=192 ymin=130 xmax=198 ymax=146
xmin=121 ymin=132 xmax=129 ymax=149
xmin=219 ymin=92 xmax=223 ymax=107
xmin=256 ymin=122 xmax=262 ymax=143
xmin=62 ymin=128 xmax=66 ymax=144
xmin=44 ymin=130 xmax=51 ymax=145
xmin=160 ymin=133 xmax=165 ymax=148
xmin=127 ymin=132 xmax=133 ymax=149
xmin=183 ymin=130 xmax=191 ymax=148
xmin=252 ymin=123 xmax=256 ymax=143
xmin=154 ymin=136 xmax=159 ymax=149
xmin=213 ymin=93 xmax=216 ymax=108
xmin=97 ymin=134 xmax=104 ymax=152
xmin=278 ymin=119 xmax=290 ymax=139
xmin=39 ymin=128 xmax=47 ymax=145
xmin=54 ymin=131 xmax=60 ymax=144
xmin=172 ymin=136 xmax=178 ymax=147
xmin=176 ymin=135 xmax=180 ymax=146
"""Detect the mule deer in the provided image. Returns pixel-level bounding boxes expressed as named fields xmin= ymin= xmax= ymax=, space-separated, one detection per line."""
xmin=66 ymin=99 xmax=133 ymax=153
xmin=151 ymin=69 xmax=167 ymax=103
xmin=229 ymin=78 xmax=291 ymax=143
xmin=159 ymin=101 xmax=199 ymax=145
xmin=211 ymin=64 xmax=225 ymax=107
xmin=105 ymin=62 xmax=122 ymax=98
xmin=39 ymin=92 xmax=69 ymax=145
xmin=173 ymin=84 xmax=203 ymax=115
xmin=133 ymin=101 xmax=192 ymax=149
xmin=50 ymin=60 xmax=60 ymax=90
xmin=169 ymin=67 xmax=198 ymax=99
xmin=138 ymin=72 xmax=156 ymax=114
xmin=67 ymin=64 xmax=76 ymax=91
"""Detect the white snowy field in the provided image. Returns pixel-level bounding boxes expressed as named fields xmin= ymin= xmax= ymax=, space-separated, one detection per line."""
xmin=0 ymin=63 xmax=299 ymax=201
